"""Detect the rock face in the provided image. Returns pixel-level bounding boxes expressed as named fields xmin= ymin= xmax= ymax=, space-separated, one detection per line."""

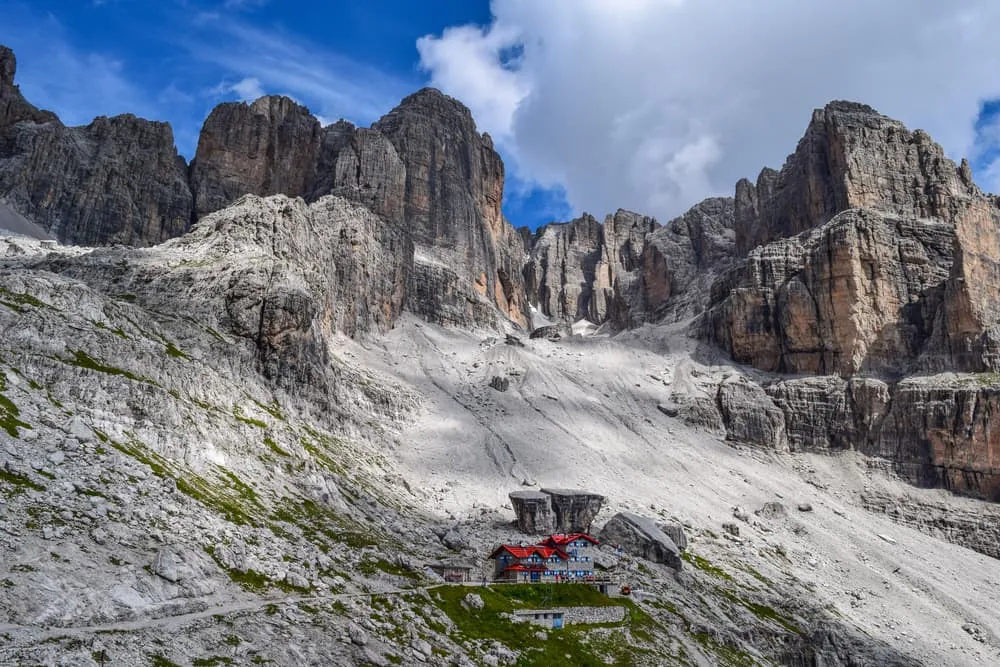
xmin=716 ymin=379 xmax=788 ymax=451
xmin=599 ymin=512 xmax=682 ymax=570
xmin=0 ymin=46 xmax=57 ymax=127
xmin=695 ymin=101 xmax=1000 ymax=504
xmin=630 ymin=197 xmax=736 ymax=325
xmin=190 ymin=97 xmax=322 ymax=218
xmin=704 ymin=209 xmax=954 ymax=375
xmin=190 ymin=88 xmax=527 ymax=329
xmin=0 ymin=48 xmax=192 ymax=246
xmin=940 ymin=199 xmax=1000 ymax=371
xmin=708 ymin=101 xmax=1000 ymax=376
xmin=38 ymin=194 xmax=409 ymax=392
xmin=509 ymin=491 xmax=556 ymax=534
xmin=523 ymin=214 xmax=604 ymax=323
xmin=734 ymin=101 xmax=976 ymax=256
xmin=374 ymin=89 xmax=529 ymax=329
xmin=524 ymin=210 xmax=658 ymax=326
xmin=510 ymin=488 xmax=605 ymax=534
xmin=523 ymin=200 xmax=739 ymax=328
xmin=0 ymin=46 xmax=192 ymax=246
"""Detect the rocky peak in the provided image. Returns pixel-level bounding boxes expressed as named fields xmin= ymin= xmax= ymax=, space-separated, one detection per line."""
xmin=0 ymin=45 xmax=15 ymax=86
xmin=735 ymin=100 xmax=978 ymax=255
xmin=190 ymin=95 xmax=322 ymax=218
xmin=373 ymin=87 xmax=529 ymax=328
xmin=0 ymin=43 xmax=58 ymax=127
xmin=523 ymin=210 xmax=662 ymax=326
xmin=376 ymin=87 xmax=477 ymax=131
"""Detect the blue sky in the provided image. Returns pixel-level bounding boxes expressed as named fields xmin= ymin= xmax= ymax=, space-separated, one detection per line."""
xmin=2 ymin=1 xmax=999 ymax=232
xmin=0 ymin=0 xmax=569 ymax=230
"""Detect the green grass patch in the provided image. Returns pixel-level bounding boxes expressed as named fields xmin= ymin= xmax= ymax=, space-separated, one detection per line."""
xmin=64 ymin=349 xmax=158 ymax=386
xmin=263 ymin=437 xmax=290 ymax=458
xmin=0 ymin=286 xmax=47 ymax=312
xmin=192 ymin=657 xmax=233 ymax=666
xmin=0 ymin=369 xmax=32 ymax=438
xmin=430 ymin=584 xmax=659 ymax=666
xmin=271 ymin=497 xmax=382 ymax=551
xmin=358 ymin=557 xmax=420 ymax=581
xmin=691 ymin=632 xmax=765 ymax=666
xmin=233 ymin=406 xmax=267 ymax=429
xmin=100 ymin=430 xmax=263 ymax=526
xmin=164 ymin=341 xmax=189 ymax=360
xmin=0 ymin=468 xmax=45 ymax=494
xmin=93 ymin=321 xmax=129 ymax=339
xmin=682 ymin=551 xmax=734 ymax=581
xmin=204 ymin=546 xmax=309 ymax=595
xmin=248 ymin=396 xmax=285 ymax=422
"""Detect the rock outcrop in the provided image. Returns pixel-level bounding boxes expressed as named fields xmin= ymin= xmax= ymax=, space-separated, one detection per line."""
xmin=509 ymin=491 xmax=556 ymax=534
xmin=599 ymin=512 xmax=682 ymax=570
xmin=716 ymin=379 xmax=788 ymax=451
xmin=708 ymin=101 xmax=1000 ymax=376
xmin=523 ymin=210 xmax=658 ymax=325
xmin=540 ymin=488 xmax=606 ymax=534
xmin=374 ymin=89 xmax=529 ymax=329
xmin=510 ymin=488 xmax=605 ymax=534
xmin=734 ymin=101 xmax=977 ymax=256
xmin=630 ymin=197 xmax=736 ymax=325
xmin=717 ymin=374 xmax=1000 ymax=502
xmin=523 ymin=214 xmax=604 ymax=323
xmin=190 ymin=97 xmax=322 ymax=218
xmin=190 ymin=88 xmax=527 ymax=329
xmin=36 ymin=194 xmax=409 ymax=393
xmin=704 ymin=209 xmax=955 ymax=375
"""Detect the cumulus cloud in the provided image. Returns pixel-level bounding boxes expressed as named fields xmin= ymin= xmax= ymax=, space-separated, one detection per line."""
xmin=418 ymin=0 xmax=1000 ymax=222
xmin=230 ymin=76 xmax=265 ymax=102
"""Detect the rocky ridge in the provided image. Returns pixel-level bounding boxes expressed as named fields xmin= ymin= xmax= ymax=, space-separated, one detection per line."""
xmin=0 ymin=46 xmax=526 ymax=330
xmin=0 ymin=218 xmax=947 ymax=666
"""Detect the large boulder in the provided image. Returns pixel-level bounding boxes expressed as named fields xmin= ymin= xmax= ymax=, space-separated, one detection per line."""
xmin=509 ymin=491 xmax=555 ymax=534
xmin=599 ymin=512 xmax=682 ymax=570
xmin=540 ymin=488 xmax=606 ymax=533
xmin=716 ymin=379 xmax=788 ymax=450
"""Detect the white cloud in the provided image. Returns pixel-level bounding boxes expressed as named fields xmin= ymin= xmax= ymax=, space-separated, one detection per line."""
xmin=185 ymin=15 xmax=412 ymax=127
xmin=982 ymin=158 xmax=1000 ymax=195
xmin=419 ymin=0 xmax=1000 ymax=222
xmin=230 ymin=76 xmax=265 ymax=102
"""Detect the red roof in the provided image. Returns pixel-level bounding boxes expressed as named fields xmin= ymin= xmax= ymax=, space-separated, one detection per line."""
xmin=503 ymin=564 xmax=547 ymax=572
xmin=489 ymin=544 xmax=569 ymax=560
xmin=543 ymin=533 xmax=600 ymax=547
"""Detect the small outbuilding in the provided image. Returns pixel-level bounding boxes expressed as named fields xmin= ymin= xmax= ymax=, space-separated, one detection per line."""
xmin=428 ymin=559 xmax=474 ymax=583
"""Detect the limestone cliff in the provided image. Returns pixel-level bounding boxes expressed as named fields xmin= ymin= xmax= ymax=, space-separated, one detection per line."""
xmin=0 ymin=47 xmax=192 ymax=246
xmin=190 ymin=97 xmax=322 ymax=218
xmin=734 ymin=101 xmax=977 ymax=256
xmin=374 ymin=89 xmax=529 ymax=329
xmin=523 ymin=210 xmax=658 ymax=326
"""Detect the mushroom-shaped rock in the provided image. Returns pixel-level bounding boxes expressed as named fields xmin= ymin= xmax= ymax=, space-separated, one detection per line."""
xmin=509 ymin=491 xmax=555 ymax=534
xmin=599 ymin=512 xmax=682 ymax=570
xmin=540 ymin=488 xmax=606 ymax=533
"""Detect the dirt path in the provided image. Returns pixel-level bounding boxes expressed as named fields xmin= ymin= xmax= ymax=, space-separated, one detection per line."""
xmin=0 ymin=583 xmax=470 ymax=643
